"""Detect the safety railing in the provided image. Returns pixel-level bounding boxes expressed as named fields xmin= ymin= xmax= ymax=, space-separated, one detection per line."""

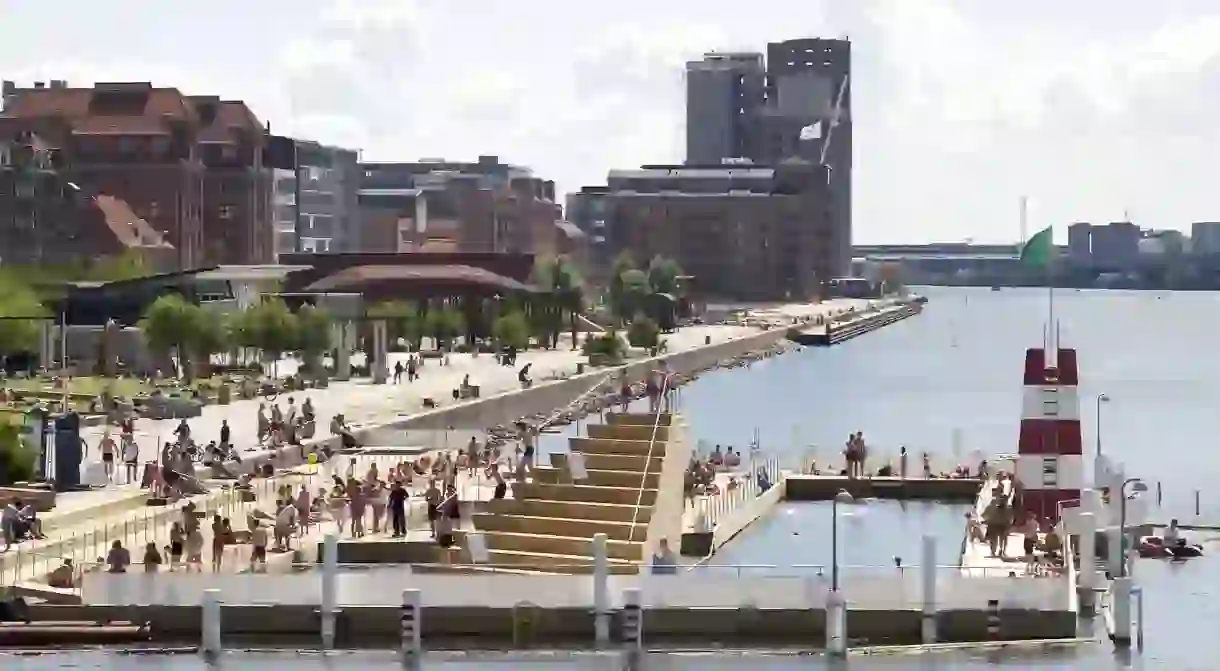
xmin=534 ymin=372 xmax=616 ymax=435
xmin=627 ymin=372 xmax=671 ymax=544
xmin=799 ymin=443 xmax=989 ymax=478
xmin=692 ymin=454 xmax=782 ymax=532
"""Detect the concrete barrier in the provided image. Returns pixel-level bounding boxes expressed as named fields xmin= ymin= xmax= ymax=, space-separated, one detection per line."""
xmin=360 ymin=327 xmax=790 ymax=435
xmin=785 ymin=476 xmax=982 ymax=502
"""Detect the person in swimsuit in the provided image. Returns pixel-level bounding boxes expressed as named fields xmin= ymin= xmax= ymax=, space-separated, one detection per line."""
xmin=99 ymin=431 xmax=117 ymax=482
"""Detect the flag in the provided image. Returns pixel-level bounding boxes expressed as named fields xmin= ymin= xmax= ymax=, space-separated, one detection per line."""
xmin=1019 ymin=226 xmax=1055 ymax=267
xmin=799 ymin=122 xmax=822 ymax=141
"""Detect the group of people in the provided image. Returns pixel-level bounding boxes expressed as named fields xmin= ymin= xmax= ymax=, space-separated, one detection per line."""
xmin=256 ymin=397 xmax=317 ymax=449
xmin=965 ymin=474 xmax=1066 ymax=573
xmin=1 ymin=498 xmax=45 ymax=551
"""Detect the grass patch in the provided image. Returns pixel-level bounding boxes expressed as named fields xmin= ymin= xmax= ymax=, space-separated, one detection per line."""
xmin=4 ymin=376 xmax=151 ymax=398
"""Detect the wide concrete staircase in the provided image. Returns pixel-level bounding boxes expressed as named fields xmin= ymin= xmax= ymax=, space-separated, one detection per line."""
xmin=454 ymin=412 xmax=675 ymax=574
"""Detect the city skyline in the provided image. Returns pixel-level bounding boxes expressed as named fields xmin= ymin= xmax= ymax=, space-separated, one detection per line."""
xmin=4 ymin=0 xmax=1220 ymax=243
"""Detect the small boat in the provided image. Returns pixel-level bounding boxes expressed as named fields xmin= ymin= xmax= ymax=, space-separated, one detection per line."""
xmin=1138 ymin=536 xmax=1204 ymax=559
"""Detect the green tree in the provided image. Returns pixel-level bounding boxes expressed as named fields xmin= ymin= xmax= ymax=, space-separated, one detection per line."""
xmin=88 ymin=249 xmax=153 ymax=282
xmin=627 ymin=316 xmax=660 ymax=349
xmin=608 ymin=252 xmax=636 ymax=323
xmin=367 ymin=300 xmax=421 ymax=350
xmin=619 ymin=269 xmax=651 ymax=320
xmin=647 ymin=255 xmax=683 ymax=297
xmin=190 ymin=309 xmax=229 ymax=376
xmin=492 ymin=310 xmax=530 ymax=351
xmin=295 ymin=304 xmax=332 ymax=375
xmin=535 ymin=257 xmax=586 ymax=350
xmin=140 ymin=294 xmax=201 ymax=379
xmin=0 ymin=277 xmax=48 ymax=357
xmin=243 ymin=298 xmax=299 ymax=371
xmin=423 ymin=306 xmax=464 ymax=351
xmin=0 ymin=423 xmax=37 ymax=486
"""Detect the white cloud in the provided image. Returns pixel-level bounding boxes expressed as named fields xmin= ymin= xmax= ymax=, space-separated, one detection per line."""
xmin=3 ymin=0 xmax=1220 ymax=241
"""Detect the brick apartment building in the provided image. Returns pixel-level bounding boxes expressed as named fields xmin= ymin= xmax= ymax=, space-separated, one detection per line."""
xmin=358 ymin=156 xmax=560 ymax=258
xmin=586 ymin=161 xmax=834 ymax=301
xmin=0 ymin=80 xmax=272 ymax=269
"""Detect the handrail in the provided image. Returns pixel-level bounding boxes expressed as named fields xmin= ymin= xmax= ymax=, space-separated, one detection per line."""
xmin=534 ymin=372 xmax=615 ymax=434
xmin=628 ymin=371 xmax=671 ymax=546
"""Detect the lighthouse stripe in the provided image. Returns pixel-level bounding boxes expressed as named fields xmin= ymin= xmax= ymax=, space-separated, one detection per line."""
xmin=1021 ymin=386 xmax=1080 ymax=421
xmin=1018 ymin=420 xmax=1084 ymax=455
xmin=1015 ymin=454 xmax=1084 ymax=491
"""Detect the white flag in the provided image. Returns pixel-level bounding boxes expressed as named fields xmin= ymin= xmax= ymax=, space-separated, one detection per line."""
xmin=799 ymin=122 xmax=822 ymax=141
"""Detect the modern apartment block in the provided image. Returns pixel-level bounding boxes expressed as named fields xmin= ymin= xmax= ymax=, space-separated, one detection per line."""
xmin=357 ymin=155 xmax=559 ymax=257
xmin=683 ymin=38 xmax=852 ymax=277
xmin=264 ymin=135 xmax=360 ymax=258
xmin=595 ymin=162 xmax=834 ymax=301
xmin=0 ymin=79 xmax=274 ymax=268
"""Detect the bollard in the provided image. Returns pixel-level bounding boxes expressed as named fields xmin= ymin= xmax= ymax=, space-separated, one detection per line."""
xmin=986 ymin=599 xmax=1001 ymax=640
xmin=592 ymin=533 xmax=610 ymax=647
xmin=400 ymin=588 xmax=422 ymax=666
xmin=512 ymin=601 xmax=540 ymax=648
xmin=825 ymin=590 xmax=847 ymax=656
xmin=320 ymin=533 xmax=338 ymax=649
xmin=920 ymin=535 xmax=937 ymax=644
xmin=620 ymin=587 xmax=643 ymax=667
xmin=1111 ymin=577 xmax=1132 ymax=646
xmin=201 ymin=588 xmax=222 ymax=659
xmin=1133 ymin=585 xmax=1145 ymax=652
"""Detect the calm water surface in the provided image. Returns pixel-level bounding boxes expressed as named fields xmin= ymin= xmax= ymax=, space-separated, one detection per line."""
xmin=25 ymin=287 xmax=1220 ymax=669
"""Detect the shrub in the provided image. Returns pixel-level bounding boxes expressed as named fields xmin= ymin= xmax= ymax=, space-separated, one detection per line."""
xmin=626 ymin=317 xmax=660 ymax=349
xmin=0 ymin=423 xmax=37 ymax=486
xmin=582 ymin=330 xmax=626 ymax=362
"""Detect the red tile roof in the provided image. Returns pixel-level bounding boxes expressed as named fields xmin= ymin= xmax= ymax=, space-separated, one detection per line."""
xmin=93 ymin=195 xmax=174 ymax=249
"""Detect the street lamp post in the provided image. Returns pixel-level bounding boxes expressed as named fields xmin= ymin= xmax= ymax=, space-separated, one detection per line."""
xmin=1118 ymin=478 xmax=1148 ymax=578
xmin=831 ymin=489 xmax=854 ymax=591
xmin=1095 ymin=393 xmax=1110 ymax=458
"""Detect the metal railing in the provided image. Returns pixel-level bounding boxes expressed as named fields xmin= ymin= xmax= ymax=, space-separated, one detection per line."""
xmin=534 ymin=372 xmax=615 ymax=435
xmin=693 ymin=454 xmax=782 ymax=531
xmin=628 ymin=372 xmax=671 ymax=544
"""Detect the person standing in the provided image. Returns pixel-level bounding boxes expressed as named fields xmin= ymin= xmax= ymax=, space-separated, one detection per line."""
xmin=99 ymin=431 xmax=117 ymax=482
xmin=389 ymin=481 xmax=408 ymax=538
xmin=122 ymin=434 xmax=140 ymax=484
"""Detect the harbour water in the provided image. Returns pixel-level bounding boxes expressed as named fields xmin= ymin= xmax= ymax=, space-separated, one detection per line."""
xmin=19 ymin=287 xmax=1220 ymax=668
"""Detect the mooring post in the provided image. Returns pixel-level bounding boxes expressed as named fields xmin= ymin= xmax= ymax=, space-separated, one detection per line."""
xmin=592 ymin=533 xmax=610 ymax=647
xmin=621 ymin=587 xmax=643 ymax=669
xmin=826 ymin=589 xmax=848 ymax=656
xmin=401 ymin=588 xmax=422 ymax=667
xmin=920 ymin=534 xmax=938 ymax=644
xmin=1112 ymin=577 xmax=1132 ymax=647
xmin=201 ymin=588 xmax=222 ymax=660
xmin=321 ymin=532 xmax=338 ymax=649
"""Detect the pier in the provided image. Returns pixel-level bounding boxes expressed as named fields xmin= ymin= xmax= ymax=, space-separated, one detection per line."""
xmin=786 ymin=300 xmax=922 ymax=346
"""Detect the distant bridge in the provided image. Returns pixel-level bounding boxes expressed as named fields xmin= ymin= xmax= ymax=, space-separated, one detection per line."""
xmin=853 ymin=243 xmax=1023 ymax=259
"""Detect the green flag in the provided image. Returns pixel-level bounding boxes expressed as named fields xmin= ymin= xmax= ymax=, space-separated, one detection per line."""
xmin=1019 ymin=226 xmax=1055 ymax=267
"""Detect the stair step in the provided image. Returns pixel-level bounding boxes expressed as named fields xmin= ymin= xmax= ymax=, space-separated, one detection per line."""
xmin=479 ymin=548 xmax=641 ymax=574
xmin=568 ymin=437 xmax=668 ymax=457
xmin=554 ymin=452 xmax=664 ymax=473
xmin=486 ymin=498 xmax=654 ymax=523
xmin=587 ymin=424 xmax=671 ymax=442
xmin=473 ymin=513 xmax=649 ymax=542
xmin=606 ymin=412 xmax=674 ymax=427
xmin=533 ymin=465 xmax=660 ymax=489
xmin=458 ymin=529 xmax=643 ymax=559
xmin=516 ymin=482 xmax=659 ymax=506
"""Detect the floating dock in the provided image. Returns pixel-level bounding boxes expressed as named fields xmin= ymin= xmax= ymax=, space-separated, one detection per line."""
xmin=787 ymin=301 xmax=922 ymax=346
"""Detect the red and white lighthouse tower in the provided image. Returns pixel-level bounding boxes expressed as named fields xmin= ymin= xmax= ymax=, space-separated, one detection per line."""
xmin=1015 ymin=347 xmax=1083 ymax=524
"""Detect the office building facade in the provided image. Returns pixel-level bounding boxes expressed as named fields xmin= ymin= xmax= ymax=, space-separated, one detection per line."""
xmin=682 ymin=38 xmax=852 ymax=277
xmin=264 ymin=136 xmax=360 ymax=258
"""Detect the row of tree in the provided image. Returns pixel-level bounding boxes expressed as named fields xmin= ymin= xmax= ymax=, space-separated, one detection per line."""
xmin=608 ymin=253 xmax=685 ymax=325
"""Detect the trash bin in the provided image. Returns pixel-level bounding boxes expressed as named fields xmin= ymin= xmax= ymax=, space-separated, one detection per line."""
xmin=576 ymin=363 xmax=585 ymax=375
xmin=705 ymin=335 xmax=711 ymax=345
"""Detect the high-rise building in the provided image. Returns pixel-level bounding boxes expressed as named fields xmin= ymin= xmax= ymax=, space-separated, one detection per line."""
xmin=1067 ymin=222 xmax=1092 ymax=263
xmin=682 ymin=38 xmax=853 ymax=277
xmin=684 ymin=52 xmax=767 ymax=165
xmin=264 ymin=135 xmax=359 ymax=258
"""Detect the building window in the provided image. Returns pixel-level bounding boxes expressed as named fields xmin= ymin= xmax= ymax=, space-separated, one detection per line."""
xmin=152 ymin=136 xmax=170 ymax=155
xmin=118 ymin=136 xmax=136 ymax=154
xmin=219 ymin=205 xmax=234 ymax=220
xmin=221 ymin=144 xmax=237 ymax=161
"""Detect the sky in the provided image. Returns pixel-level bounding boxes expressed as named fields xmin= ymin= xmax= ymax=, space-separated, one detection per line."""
xmin=3 ymin=0 xmax=1220 ymax=244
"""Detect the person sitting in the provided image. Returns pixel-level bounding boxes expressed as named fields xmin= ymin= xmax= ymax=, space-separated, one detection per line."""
xmin=724 ymin=448 xmax=741 ymax=468
xmin=330 ymin=414 xmax=359 ymax=449
xmin=47 ymin=559 xmax=75 ymax=588
xmin=18 ymin=503 xmax=43 ymax=540
xmin=1040 ymin=528 xmax=1063 ymax=562
xmin=518 ymin=364 xmax=532 ymax=389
